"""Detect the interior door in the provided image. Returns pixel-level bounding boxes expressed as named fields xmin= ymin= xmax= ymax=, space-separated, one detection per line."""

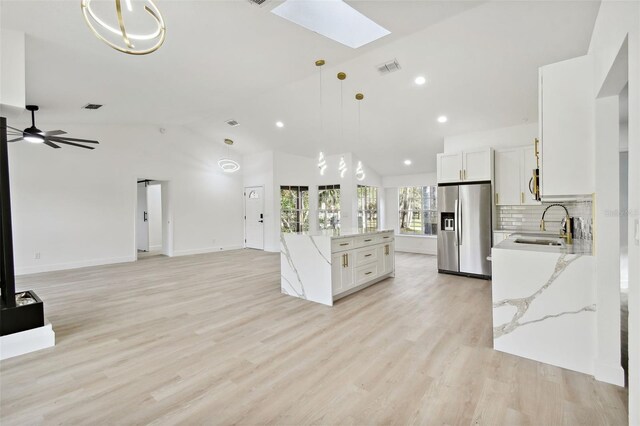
xmin=136 ymin=182 xmax=149 ymax=252
xmin=459 ymin=183 xmax=492 ymax=276
xmin=245 ymin=186 xmax=264 ymax=250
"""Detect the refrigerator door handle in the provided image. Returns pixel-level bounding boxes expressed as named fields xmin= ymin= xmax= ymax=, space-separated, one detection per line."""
xmin=458 ymin=195 xmax=463 ymax=246
xmin=454 ymin=199 xmax=459 ymax=246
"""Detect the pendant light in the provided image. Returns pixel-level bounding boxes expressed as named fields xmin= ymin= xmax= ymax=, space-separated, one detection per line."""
xmin=316 ymin=60 xmax=327 ymax=175
xmin=218 ymin=139 xmax=240 ymax=173
xmin=81 ymin=0 xmax=166 ymax=55
xmin=355 ymin=93 xmax=365 ymax=181
xmin=337 ymin=71 xmax=347 ymax=179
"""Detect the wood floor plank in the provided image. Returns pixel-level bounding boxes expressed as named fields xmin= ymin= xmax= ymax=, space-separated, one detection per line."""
xmin=0 ymin=250 xmax=628 ymax=425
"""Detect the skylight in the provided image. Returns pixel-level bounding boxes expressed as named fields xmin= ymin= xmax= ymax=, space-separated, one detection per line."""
xmin=271 ymin=0 xmax=391 ymax=49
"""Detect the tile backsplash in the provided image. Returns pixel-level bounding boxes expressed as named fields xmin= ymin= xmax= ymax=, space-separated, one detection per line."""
xmin=496 ymin=199 xmax=593 ymax=240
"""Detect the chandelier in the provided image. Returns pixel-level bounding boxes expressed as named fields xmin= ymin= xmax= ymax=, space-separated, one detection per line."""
xmin=81 ymin=0 xmax=166 ymax=55
xmin=218 ymin=139 xmax=240 ymax=173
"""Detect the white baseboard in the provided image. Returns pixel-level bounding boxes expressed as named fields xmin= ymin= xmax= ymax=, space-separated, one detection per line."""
xmin=594 ymin=360 xmax=626 ymax=386
xmin=149 ymin=244 xmax=163 ymax=251
xmin=396 ymin=248 xmax=437 ymax=255
xmin=15 ymin=255 xmax=135 ymax=276
xmin=172 ymin=245 xmax=244 ymax=257
xmin=1 ymin=321 xmax=55 ymax=360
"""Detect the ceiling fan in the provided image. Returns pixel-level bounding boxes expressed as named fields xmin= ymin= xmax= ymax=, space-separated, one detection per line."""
xmin=5 ymin=105 xmax=99 ymax=150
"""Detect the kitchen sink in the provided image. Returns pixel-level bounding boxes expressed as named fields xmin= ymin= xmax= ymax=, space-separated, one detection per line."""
xmin=514 ymin=238 xmax=564 ymax=247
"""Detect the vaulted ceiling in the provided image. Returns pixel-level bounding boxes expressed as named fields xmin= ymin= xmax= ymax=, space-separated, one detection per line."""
xmin=1 ymin=0 xmax=600 ymax=175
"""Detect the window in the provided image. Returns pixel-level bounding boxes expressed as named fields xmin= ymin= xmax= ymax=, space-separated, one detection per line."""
xmin=358 ymin=185 xmax=378 ymax=231
xmin=398 ymin=186 xmax=437 ymax=236
xmin=318 ymin=184 xmax=340 ymax=230
xmin=280 ymin=186 xmax=309 ymax=233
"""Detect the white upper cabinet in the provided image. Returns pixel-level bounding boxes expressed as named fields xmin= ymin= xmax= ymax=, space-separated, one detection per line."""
xmin=494 ymin=145 xmax=542 ymax=206
xmin=539 ymin=55 xmax=595 ymax=198
xmin=494 ymin=149 xmax=521 ymax=205
xmin=437 ymin=152 xmax=462 ymax=183
xmin=437 ymin=148 xmax=491 ymax=183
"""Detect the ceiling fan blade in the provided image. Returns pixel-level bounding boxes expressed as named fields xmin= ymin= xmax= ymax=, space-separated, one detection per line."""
xmin=6 ymin=125 xmax=23 ymax=132
xmin=44 ymin=130 xmax=67 ymax=136
xmin=48 ymin=136 xmax=99 ymax=144
xmin=7 ymin=137 xmax=24 ymax=143
xmin=43 ymin=141 xmax=61 ymax=149
xmin=51 ymin=140 xmax=95 ymax=150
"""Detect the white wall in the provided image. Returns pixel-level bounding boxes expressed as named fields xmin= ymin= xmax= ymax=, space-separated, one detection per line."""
xmin=147 ymin=183 xmax=163 ymax=251
xmin=444 ymin=122 xmax=538 ymax=153
xmin=382 ymin=172 xmax=438 ymax=255
xmin=9 ymin=124 xmax=244 ymax=274
xmin=0 ymin=30 xmax=26 ymax=118
xmin=588 ymin=1 xmax=640 ymax=422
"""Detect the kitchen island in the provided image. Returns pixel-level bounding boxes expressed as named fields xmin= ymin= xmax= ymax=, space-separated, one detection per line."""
xmin=280 ymin=229 xmax=395 ymax=306
xmin=492 ymin=233 xmax=595 ymax=375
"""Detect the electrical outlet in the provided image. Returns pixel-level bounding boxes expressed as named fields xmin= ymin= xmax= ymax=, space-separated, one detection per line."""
xmin=34 ymin=252 xmax=41 ymax=260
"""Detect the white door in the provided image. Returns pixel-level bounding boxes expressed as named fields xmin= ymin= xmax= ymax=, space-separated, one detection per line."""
xmin=136 ymin=182 xmax=149 ymax=252
xmin=244 ymin=186 xmax=264 ymax=250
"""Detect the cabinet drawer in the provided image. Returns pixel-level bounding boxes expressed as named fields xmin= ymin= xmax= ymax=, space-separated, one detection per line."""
xmin=354 ymin=235 xmax=378 ymax=247
xmin=355 ymin=264 xmax=378 ymax=286
xmin=379 ymin=232 xmax=394 ymax=242
xmin=355 ymin=247 xmax=378 ymax=266
xmin=332 ymin=238 xmax=354 ymax=252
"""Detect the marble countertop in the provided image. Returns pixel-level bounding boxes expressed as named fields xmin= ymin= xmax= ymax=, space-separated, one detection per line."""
xmin=494 ymin=232 xmax=593 ymax=255
xmin=285 ymin=228 xmax=394 ymax=239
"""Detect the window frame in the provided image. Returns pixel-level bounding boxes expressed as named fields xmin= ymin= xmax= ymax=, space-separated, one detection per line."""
xmin=280 ymin=185 xmax=309 ymax=233
xmin=317 ymin=184 xmax=341 ymax=230
xmin=357 ymin=185 xmax=379 ymax=231
xmin=398 ymin=185 xmax=438 ymax=237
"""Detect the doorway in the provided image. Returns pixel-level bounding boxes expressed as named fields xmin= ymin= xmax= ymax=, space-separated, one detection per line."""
xmin=136 ymin=179 xmax=172 ymax=259
xmin=244 ymin=186 xmax=264 ymax=250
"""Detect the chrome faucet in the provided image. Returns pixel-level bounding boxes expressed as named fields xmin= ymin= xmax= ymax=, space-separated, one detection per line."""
xmin=540 ymin=203 xmax=573 ymax=244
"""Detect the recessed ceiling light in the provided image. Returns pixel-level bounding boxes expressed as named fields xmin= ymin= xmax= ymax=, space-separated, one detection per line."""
xmin=276 ymin=121 xmax=284 ymax=128
xmin=404 ymin=159 xmax=412 ymax=166
xmin=414 ymin=76 xmax=426 ymax=86
xmin=437 ymin=116 xmax=448 ymax=123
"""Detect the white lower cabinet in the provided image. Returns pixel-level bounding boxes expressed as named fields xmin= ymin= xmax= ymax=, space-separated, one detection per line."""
xmin=331 ymin=232 xmax=395 ymax=298
xmin=331 ymin=252 xmax=354 ymax=295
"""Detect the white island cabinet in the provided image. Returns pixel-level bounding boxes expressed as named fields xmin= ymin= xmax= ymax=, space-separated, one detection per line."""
xmin=281 ymin=230 xmax=395 ymax=306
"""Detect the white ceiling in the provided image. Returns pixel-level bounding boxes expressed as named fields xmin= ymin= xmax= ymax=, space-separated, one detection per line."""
xmin=2 ymin=0 xmax=600 ymax=175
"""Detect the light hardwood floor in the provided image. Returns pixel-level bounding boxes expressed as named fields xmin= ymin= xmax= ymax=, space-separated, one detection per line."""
xmin=1 ymin=250 xmax=628 ymax=425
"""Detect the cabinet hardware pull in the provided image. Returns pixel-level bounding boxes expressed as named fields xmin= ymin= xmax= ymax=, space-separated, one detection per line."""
xmin=495 ymin=193 xmax=499 ymax=205
xmin=459 ymin=170 xmax=462 ymax=180
xmin=345 ymin=254 xmax=349 ymax=267
xmin=342 ymin=254 xmax=346 ymax=268
xmin=385 ymin=245 xmax=389 ymax=255
xmin=364 ymin=239 xmax=372 ymax=242
xmin=340 ymin=242 xmax=349 ymax=246
xmin=365 ymin=254 xmax=372 ymax=257
xmin=365 ymin=271 xmax=373 ymax=275
xmin=464 ymin=169 xmax=467 ymax=180
xmin=521 ymin=192 xmax=524 ymax=204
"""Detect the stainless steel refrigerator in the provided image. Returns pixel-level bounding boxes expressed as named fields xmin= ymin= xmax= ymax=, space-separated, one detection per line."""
xmin=437 ymin=182 xmax=492 ymax=279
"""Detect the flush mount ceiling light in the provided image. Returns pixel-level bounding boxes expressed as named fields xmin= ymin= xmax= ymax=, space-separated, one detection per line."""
xmin=6 ymin=105 xmax=99 ymax=149
xmin=414 ymin=76 xmax=426 ymax=86
xmin=275 ymin=121 xmax=284 ymax=128
xmin=271 ymin=0 xmax=390 ymax=49
xmin=218 ymin=139 xmax=240 ymax=173
xmin=437 ymin=115 xmax=448 ymax=123
xmin=404 ymin=159 xmax=412 ymax=166
xmin=81 ymin=0 xmax=166 ymax=55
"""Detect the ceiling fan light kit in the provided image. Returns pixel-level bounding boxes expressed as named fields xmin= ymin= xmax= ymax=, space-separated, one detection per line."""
xmin=6 ymin=106 xmax=100 ymax=150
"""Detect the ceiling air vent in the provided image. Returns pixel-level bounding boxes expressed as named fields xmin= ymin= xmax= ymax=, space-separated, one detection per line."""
xmin=377 ymin=59 xmax=401 ymax=75
xmin=82 ymin=103 xmax=103 ymax=110
xmin=225 ymin=119 xmax=240 ymax=127
xmin=248 ymin=0 xmax=268 ymax=5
